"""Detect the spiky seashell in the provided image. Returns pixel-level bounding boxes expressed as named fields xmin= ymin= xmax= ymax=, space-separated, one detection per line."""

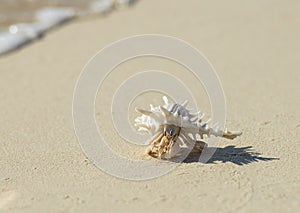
xmin=135 ymin=96 xmax=242 ymax=159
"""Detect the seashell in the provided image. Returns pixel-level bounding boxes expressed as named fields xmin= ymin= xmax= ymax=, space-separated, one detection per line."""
xmin=135 ymin=96 xmax=242 ymax=159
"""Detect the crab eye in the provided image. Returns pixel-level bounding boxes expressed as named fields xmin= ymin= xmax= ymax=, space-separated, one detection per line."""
xmin=165 ymin=125 xmax=175 ymax=135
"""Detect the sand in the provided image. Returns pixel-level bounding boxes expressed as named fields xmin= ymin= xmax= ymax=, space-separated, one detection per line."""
xmin=0 ymin=0 xmax=299 ymax=212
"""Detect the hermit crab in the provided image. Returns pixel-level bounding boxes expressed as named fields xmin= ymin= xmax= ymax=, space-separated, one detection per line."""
xmin=134 ymin=96 xmax=242 ymax=159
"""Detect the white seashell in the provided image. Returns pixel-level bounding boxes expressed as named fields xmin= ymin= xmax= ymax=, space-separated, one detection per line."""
xmin=135 ymin=96 xmax=242 ymax=159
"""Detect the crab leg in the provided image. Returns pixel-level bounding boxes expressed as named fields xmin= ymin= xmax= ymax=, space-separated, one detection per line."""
xmin=146 ymin=131 xmax=163 ymax=156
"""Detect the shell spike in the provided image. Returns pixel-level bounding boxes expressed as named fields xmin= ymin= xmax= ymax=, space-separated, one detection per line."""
xmin=205 ymin=118 xmax=212 ymax=124
xmin=212 ymin=124 xmax=219 ymax=133
xmin=191 ymin=116 xmax=198 ymax=122
xmin=189 ymin=112 xmax=199 ymax=117
xmin=159 ymin=106 xmax=170 ymax=117
xmin=162 ymin=96 xmax=169 ymax=105
xmin=212 ymin=122 xmax=219 ymax=129
xmin=181 ymin=99 xmax=189 ymax=107
xmin=135 ymin=108 xmax=155 ymax=117
xmin=173 ymin=111 xmax=179 ymax=118
xmin=199 ymin=113 xmax=205 ymax=120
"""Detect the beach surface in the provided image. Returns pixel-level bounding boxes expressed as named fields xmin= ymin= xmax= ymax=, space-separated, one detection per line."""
xmin=0 ymin=0 xmax=299 ymax=212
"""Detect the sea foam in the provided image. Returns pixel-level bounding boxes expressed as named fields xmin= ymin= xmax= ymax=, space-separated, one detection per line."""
xmin=0 ymin=0 xmax=135 ymax=55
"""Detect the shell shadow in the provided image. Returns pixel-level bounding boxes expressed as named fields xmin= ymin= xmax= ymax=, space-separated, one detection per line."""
xmin=181 ymin=144 xmax=279 ymax=165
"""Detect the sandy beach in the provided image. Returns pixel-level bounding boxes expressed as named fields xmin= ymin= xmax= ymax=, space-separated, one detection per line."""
xmin=1 ymin=0 xmax=299 ymax=212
